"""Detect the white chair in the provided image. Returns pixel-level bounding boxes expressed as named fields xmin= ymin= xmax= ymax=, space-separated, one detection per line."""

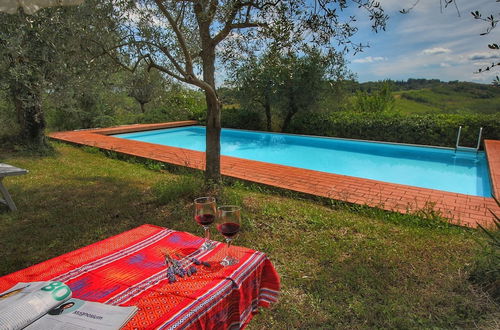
xmin=0 ymin=163 xmax=28 ymax=211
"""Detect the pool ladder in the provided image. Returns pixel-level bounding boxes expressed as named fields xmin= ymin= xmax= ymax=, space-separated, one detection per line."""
xmin=455 ymin=126 xmax=483 ymax=153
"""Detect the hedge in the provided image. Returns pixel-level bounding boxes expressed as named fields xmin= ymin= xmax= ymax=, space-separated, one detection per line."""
xmin=221 ymin=107 xmax=264 ymax=131
xmin=286 ymin=112 xmax=500 ymax=148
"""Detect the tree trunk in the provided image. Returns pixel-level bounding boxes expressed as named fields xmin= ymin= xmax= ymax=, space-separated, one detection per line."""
xmin=140 ymin=102 xmax=146 ymax=113
xmin=205 ymin=92 xmax=221 ymax=183
xmin=264 ymin=95 xmax=272 ymax=131
xmin=201 ymin=47 xmax=221 ymax=184
xmin=281 ymin=108 xmax=296 ymax=132
xmin=23 ymin=94 xmax=46 ymax=147
xmin=12 ymin=91 xmax=25 ymax=129
xmin=10 ymin=81 xmax=46 ymax=147
xmin=282 ymin=92 xmax=298 ymax=132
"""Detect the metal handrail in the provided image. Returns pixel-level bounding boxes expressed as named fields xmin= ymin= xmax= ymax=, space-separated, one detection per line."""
xmin=455 ymin=126 xmax=462 ymax=150
xmin=476 ymin=127 xmax=483 ymax=150
xmin=455 ymin=126 xmax=483 ymax=153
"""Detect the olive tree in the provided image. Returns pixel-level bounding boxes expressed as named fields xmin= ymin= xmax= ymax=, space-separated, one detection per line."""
xmin=128 ymin=65 xmax=166 ymax=113
xmin=0 ymin=1 xmax=121 ymax=148
xmin=107 ymin=0 xmax=388 ymax=183
xmin=233 ymin=47 xmax=350 ymax=131
xmin=276 ymin=50 xmax=337 ymax=132
xmin=233 ymin=52 xmax=281 ymax=131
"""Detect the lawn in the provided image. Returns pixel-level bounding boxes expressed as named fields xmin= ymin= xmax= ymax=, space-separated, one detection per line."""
xmin=0 ymin=143 xmax=498 ymax=328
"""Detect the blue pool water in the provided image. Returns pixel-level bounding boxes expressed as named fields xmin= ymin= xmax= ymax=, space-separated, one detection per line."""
xmin=114 ymin=126 xmax=492 ymax=197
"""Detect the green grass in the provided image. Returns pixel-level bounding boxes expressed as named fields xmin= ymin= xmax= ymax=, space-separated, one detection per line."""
xmin=394 ymin=94 xmax=443 ymax=114
xmin=0 ymin=143 xmax=499 ymax=328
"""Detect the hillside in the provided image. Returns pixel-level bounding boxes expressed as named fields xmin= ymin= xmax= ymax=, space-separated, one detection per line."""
xmin=394 ymin=87 xmax=500 ymax=115
xmin=361 ymin=80 xmax=500 ymax=115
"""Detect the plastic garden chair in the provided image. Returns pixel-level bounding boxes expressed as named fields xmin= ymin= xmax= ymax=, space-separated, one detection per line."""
xmin=0 ymin=163 xmax=28 ymax=211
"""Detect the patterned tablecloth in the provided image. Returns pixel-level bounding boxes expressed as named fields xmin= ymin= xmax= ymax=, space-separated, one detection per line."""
xmin=0 ymin=225 xmax=280 ymax=329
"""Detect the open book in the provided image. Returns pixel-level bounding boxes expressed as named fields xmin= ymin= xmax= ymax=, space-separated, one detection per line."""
xmin=0 ymin=282 xmax=137 ymax=330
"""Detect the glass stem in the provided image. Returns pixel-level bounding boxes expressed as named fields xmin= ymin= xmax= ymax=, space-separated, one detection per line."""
xmin=225 ymin=238 xmax=233 ymax=258
xmin=203 ymin=226 xmax=210 ymax=241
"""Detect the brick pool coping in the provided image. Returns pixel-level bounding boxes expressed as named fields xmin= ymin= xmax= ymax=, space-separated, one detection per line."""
xmin=49 ymin=121 xmax=500 ymax=229
xmin=485 ymin=139 xmax=500 ymax=201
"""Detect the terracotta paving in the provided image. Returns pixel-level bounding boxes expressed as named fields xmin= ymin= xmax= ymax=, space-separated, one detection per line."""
xmin=49 ymin=121 xmax=500 ymax=229
xmin=485 ymin=139 xmax=500 ymax=201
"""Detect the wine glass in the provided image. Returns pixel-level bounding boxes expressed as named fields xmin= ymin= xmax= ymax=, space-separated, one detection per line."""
xmin=217 ymin=205 xmax=241 ymax=266
xmin=194 ymin=197 xmax=217 ymax=250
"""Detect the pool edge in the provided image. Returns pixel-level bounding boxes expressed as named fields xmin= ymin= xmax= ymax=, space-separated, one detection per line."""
xmin=484 ymin=140 xmax=500 ymax=201
xmin=49 ymin=122 xmax=500 ymax=229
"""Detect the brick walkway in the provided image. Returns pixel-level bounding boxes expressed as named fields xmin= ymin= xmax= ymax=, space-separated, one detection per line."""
xmin=49 ymin=121 xmax=500 ymax=228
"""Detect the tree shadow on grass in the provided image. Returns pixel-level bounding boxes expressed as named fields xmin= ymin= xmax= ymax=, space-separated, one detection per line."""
xmin=0 ymin=175 xmax=193 ymax=276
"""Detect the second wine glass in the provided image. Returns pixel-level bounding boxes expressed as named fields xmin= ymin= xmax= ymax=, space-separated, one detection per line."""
xmin=217 ymin=205 xmax=241 ymax=266
xmin=194 ymin=197 xmax=217 ymax=250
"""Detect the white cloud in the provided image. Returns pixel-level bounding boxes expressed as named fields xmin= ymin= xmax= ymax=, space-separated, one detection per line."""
xmin=346 ymin=0 xmax=499 ymax=82
xmin=468 ymin=52 xmax=500 ymax=61
xmin=473 ymin=61 xmax=492 ymax=66
xmin=376 ymin=0 xmax=437 ymax=13
xmin=422 ymin=47 xmax=451 ymax=55
xmin=352 ymin=56 xmax=387 ymax=64
xmin=357 ymin=51 xmax=497 ymax=83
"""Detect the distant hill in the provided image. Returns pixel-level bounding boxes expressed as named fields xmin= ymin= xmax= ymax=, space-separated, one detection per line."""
xmin=219 ymin=78 xmax=500 ymax=115
xmin=357 ymin=79 xmax=500 ymax=115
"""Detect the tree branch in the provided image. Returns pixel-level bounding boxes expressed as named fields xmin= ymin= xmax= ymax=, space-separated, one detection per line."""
xmin=85 ymin=39 xmax=144 ymax=72
xmin=212 ymin=0 xmax=278 ymax=45
xmin=207 ymin=0 xmax=218 ymax=24
xmin=146 ymin=54 xmax=215 ymax=95
xmin=88 ymin=38 xmax=189 ymax=81
xmin=213 ymin=21 xmax=267 ymax=45
xmin=154 ymin=0 xmax=194 ymax=74
xmin=230 ymin=22 xmax=265 ymax=29
xmin=141 ymin=40 xmax=188 ymax=76
xmin=147 ymin=58 xmax=189 ymax=83
xmin=211 ymin=1 xmax=248 ymax=45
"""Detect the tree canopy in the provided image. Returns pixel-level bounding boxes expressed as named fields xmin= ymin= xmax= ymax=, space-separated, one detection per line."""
xmin=0 ymin=0 xmax=122 ymax=147
xmin=234 ymin=48 xmax=349 ymax=131
xmin=104 ymin=0 xmax=389 ymax=182
xmin=128 ymin=64 xmax=167 ymax=113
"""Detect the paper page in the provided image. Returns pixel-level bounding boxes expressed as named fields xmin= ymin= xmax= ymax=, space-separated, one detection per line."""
xmin=0 ymin=282 xmax=72 ymax=330
xmin=25 ymin=299 xmax=138 ymax=330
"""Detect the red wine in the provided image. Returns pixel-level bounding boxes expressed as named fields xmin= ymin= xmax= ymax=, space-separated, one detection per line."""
xmin=195 ymin=214 xmax=215 ymax=226
xmin=217 ymin=222 xmax=240 ymax=238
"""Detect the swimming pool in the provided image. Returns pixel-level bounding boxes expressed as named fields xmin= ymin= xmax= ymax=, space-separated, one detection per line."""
xmin=113 ymin=126 xmax=492 ymax=197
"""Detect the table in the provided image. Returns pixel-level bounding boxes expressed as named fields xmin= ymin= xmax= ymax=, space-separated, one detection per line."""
xmin=0 ymin=163 xmax=28 ymax=211
xmin=0 ymin=225 xmax=280 ymax=329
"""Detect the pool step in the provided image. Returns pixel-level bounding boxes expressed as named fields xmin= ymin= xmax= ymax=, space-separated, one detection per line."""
xmin=453 ymin=150 xmax=482 ymax=162
xmin=456 ymin=146 xmax=478 ymax=152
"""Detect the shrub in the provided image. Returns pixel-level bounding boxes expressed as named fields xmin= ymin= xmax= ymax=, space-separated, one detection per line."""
xmin=138 ymin=89 xmax=207 ymax=124
xmin=45 ymin=92 xmax=120 ymax=131
xmin=287 ymin=111 xmax=500 ymax=148
xmin=140 ymin=106 xmax=203 ymax=124
xmin=352 ymin=81 xmax=395 ymax=113
xmin=221 ymin=106 xmax=264 ymax=131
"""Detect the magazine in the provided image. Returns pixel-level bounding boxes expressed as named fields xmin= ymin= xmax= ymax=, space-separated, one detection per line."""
xmin=0 ymin=282 xmax=137 ymax=330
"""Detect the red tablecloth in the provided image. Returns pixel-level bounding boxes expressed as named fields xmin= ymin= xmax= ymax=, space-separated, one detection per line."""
xmin=0 ymin=225 xmax=280 ymax=329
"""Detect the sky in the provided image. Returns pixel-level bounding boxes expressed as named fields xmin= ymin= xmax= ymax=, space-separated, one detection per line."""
xmin=345 ymin=0 xmax=499 ymax=83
